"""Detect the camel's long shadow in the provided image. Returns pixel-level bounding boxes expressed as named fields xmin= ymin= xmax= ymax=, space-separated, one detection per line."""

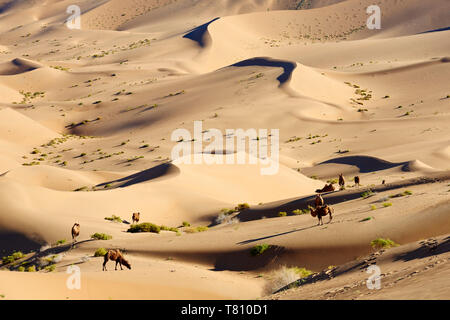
xmin=236 ymin=225 xmax=317 ymax=245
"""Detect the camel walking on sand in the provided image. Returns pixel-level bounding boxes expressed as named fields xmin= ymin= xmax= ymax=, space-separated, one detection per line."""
xmin=354 ymin=176 xmax=360 ymax=187
xmin=132 ymin=212 xmax=140 ymax=224
xmin=339 ymin=174 xmax=345 ymax=190
xmin=103 ymin=249 xmax=131 ymax=271
xmin=310 ymin=205 xmax=334 ymax=226
xmin=71 ymin=223 xmax=80 ymax=243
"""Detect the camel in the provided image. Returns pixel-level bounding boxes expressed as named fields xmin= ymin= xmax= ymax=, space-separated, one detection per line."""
xmin=102 ymin=249 xmax=131 ymax=271
xmin=310 ymin=205 xmax=334 ymax=226
xmin=354 ymin=176 xmax=360 ymax=187
xmin=71 ymin=223 xmax=80 ymax=242
xmin=339 ymin=174 xmax=345 ymax=190
xmin=315 ymin=194 xmax=324 ymax=208
xmin=132 ymin=212 xmax=140 ymax=224
xmin=315 ymin=184 xmax=335 ymax=193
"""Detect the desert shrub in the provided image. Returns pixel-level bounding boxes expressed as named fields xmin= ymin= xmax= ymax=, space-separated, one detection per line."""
xmin=235 ymin=203 xmax=250 ymax=211
xmin=2 ymin=251 xmax=24 ymax=265
xmin=94 ymin=248 xmax=108 ymax=257
xmin=370 ymin=205 xmax=377 ymax=211
xmin=370 ymin=238 xmax=398 ymax=249
xmin=383 ymin=202 xmax=392 ymax=208
xmin=292 ymin=209 xmax=309 ymax=215
xmin=403 ymin=190 xmax=413 ymax=196
xmin=91 ymin=233 xmax=113 ymax=240
xmin=360 ymin=217 xmax=373 ymax=222
xmin=104 ymin=215 xmax=122 ymax=223
xmin=127 ymin=223 xmax=160 ymax=234
xmin=361 ymin=190 xmax=375 ymax=199
xmin=264 ymin=266 xmax=314 ymax=294
xmin=27 ymin=266 xmax=36 ymax=272
xmin=17 ymin=266 xmax=25 ymax=272
xmin=250 ymin=244 xmax=271 ymax=256
xmin=56 ymin=239 xmax=66 ymax=245
xmin=221 ymin=208 xmax=237 ymax=215
xmin=182 ymin=221 xmax=190 ymax=227
xmin=45 ymin=265 xmax=56 ymax=272
xmin=184 ymin=226 xmax=209 ymax=234
xmin=160 ymin=225 xmax=179 ymax=233
xmin=278 ymin=212 xmax=287 ymax=217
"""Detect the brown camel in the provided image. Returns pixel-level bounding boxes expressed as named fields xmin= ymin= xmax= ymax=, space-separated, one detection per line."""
xmin=310 ymin=205 xmax=334 ymax=226
xmin=354 ymin=176 xmax=360 ymax=187
xmin=132 ymin=212 xmax=140 ymax=224
xmin=315 ymin=194 xmax=324 ymax=208
xmin=339 ymin=174 xmax=345 ymax=190
xmin=71 ymin=223 xmax=80 ymax=242
xmin=103 ymin=249 xmax=131 ymax=271
xmin=315 ymin=184 xmax=335 ymax=193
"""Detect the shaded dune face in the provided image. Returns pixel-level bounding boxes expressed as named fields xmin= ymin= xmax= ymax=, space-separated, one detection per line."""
xmin=0 ymin=58 xmax=41 ymax=75
xmin=0 ymin=0 xmax=449 ymax=300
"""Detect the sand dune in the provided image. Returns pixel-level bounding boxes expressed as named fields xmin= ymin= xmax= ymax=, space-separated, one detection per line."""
xmin=0 ymin=0 xmax=449 ymax=300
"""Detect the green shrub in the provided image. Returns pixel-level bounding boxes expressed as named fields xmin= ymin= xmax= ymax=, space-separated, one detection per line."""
xmin=56 ymin=239 xmax=66 ymax=245
xmin=17 ymin=266 xmax=25 ymax=272
xmin=292 ymin=209 xmax=309 ymax=215
xmin=370 ymin=205 xmax=377 ymax=211
xmin=94 ymin=248 xmax=108 ymax=257
xmin=383 ymin=202 xmax=392 ymax=207
xmin=26 ymin=266 xmax=36 ymax=272
xmin=360 ymin=217 xmax=373 ymax=222
xmin=2 ymin=251 xmax=24 ymax=265
xmin=220 ymin=208 xmax=237 ymax=215
xmin=361 ymin=190 xmax=375 ymax=199
xmin=160 ymin=225 xmax=179 ymax=233
xmin=104 ymin=215 xmax=122 ymax=223
xmin=235 ymin=203 xmax=250 ymax=211
xmin=91 ymin=233 xmax=113 ymax=240
xmin=127 ymin=223 xmax=160 ymax=234
xmin=278 ymin=212 xmax=287 ymax=217
xmin=184 ymin=226 xmax=209 ymax=233
xmin=45 ymin=265 xmax=56 ymax=272
xmin=182 ymin=221 xmax=191 ymax=227
xmin=403 ymin=190 xmax=413 ymax=196
xmin=371 ymin=238 xmax=398 ymax=249
xmin=250 ymin=244 xmax=271 ymax=256
xmin=290 ymin=267 xmax=314 ymax=278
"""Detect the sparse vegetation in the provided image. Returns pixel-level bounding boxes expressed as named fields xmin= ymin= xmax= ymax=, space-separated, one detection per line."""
xmin=91 ymin=233 xmax=112 ymax=240
xmin=361 ymin=190 xmax=375 ymax=199
xmin=292 ymin=209 xmax=309 ymax=215
xmin=382 ymin=202 xmax=393 ymax=208
xmin=235 ymin=203 xmax=250 ymax=211
xmin=182 ymin=221 xmax=191 ymax=227
xmin=128 ymin=223 xmax=160 ymax=234
xmin=370 ymin=238 xmax=398 ymax=249
xmin=278 ymin=211 xmax=287 ymax=217
xmin=104 ymin=215 xmax=122 ymax=223
xmin=2 ymin=251 xmax=24 ymax=265
xmin=250 ymin=244 xmax=271 ymax=256
xmin=94 ymin=248 xmax=108 ymax=257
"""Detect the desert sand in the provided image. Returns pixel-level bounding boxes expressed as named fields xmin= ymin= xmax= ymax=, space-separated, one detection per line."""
xmin=0 ymin=0 xmax=449 ymax=300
